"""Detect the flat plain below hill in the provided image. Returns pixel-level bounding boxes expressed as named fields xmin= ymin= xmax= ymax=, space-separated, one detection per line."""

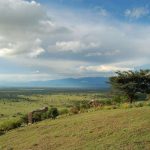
xmin=0 ymin=107 xmax=150 ymax=150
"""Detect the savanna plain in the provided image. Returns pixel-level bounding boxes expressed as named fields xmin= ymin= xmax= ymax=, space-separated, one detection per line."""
xmin=0 ymin=88 xmax=150 ymax=150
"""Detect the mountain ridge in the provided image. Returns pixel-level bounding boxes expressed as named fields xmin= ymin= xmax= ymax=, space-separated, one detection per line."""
xmin=0 ymin=77 xmax=109 ymax=88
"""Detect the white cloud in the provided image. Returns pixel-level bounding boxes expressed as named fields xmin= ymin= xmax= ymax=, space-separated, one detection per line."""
xmin=0 ymin=48 xmax=14 ymax=57
xmin=79 ymin=65 xmax=132 ymax=73
xmin=0 ymin=1 xmax=150 ymax=81
xmin=0 ymin=0 xmax=70 ymax=58
xmin=125 ymin=7 xmax=149 ymax=19
xmin=56 ymin=41 xmax=82 ymax=52
xmin=56 ymin=41 xmax=100 ymax=52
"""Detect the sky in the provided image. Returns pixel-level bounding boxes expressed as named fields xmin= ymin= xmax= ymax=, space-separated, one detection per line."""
xmin=0 ymin=0 xmax=150 ymax=82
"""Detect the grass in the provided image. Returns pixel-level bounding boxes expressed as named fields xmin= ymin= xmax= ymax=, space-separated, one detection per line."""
xmin=1 ymin=89 xmax=150 ymax=149
xmin=1 ymin=107 xmax=150 ymax=150
xmin=0 ymin=90 xmax=108 ymax=125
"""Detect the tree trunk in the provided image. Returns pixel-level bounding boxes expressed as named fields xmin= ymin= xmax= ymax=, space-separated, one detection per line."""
xmin=128 ymin=94 xmax=134 ymax=103
xmin=129 ymin=98 xmax=133 ymax=103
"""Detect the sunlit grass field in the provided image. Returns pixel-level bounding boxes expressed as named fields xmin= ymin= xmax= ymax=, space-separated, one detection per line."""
xmin=0 ymin=88 xmax=108 ymax=125
xmin=1 ymin=107 xmax=150 ymax=150
xmin=1 ymin=88 xmax=150 ymax=150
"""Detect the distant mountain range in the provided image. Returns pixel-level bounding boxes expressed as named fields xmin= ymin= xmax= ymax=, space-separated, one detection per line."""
xmin=0 ymin=77 xmax=109 ymax=89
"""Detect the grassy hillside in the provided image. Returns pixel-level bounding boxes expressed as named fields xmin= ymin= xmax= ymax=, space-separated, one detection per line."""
xmin=1 ymin=107 xmax=150 ymax=150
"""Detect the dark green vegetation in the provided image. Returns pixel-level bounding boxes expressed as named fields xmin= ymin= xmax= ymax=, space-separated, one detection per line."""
xmin=110 ymin=70 xmax=150 ymax=103
xmin=32 ymin=107 xmax=59 ymax=122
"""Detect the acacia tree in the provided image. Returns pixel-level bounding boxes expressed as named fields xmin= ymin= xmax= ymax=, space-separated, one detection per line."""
xmin=109 ymin=70 xmax=150 ymax=103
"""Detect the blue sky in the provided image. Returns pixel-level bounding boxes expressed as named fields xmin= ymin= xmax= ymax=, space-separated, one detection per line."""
xmin=0 ymin=0 xmax=150 ymax=82
xmin=39 ymin=0 xmax=148 ymax=9
xmin=38 ymin=0 xmax=150 ymax=22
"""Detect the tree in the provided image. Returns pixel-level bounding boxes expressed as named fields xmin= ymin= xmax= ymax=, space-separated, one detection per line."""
xmin=109 ymin=70 xmax=150 ymax=103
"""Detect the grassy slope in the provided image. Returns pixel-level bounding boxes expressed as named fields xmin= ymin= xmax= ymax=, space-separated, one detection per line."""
xmin=1 ymin=107 xmax=150 ymax=150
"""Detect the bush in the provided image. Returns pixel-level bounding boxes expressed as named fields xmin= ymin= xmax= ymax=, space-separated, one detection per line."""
xmin=135 ymin=92 xmax=147 ymax=101
xmin=70 ymin=107 xmax=79 ymax=114
xmin=80 ymin=100 xmax=90 ymax=109
xmin=145 ymin=102 xmax=150 ymax=106
xmin=0 ymin=130 xmax=4 ymax=136
xmin=71 ymin=100 xmax=90 ymax=113
xmin=0 ymin=114 xmax=4 ymax=117
xmin=97 ymin=99 xmax=112 ymax=105
xmin=32 ymin=112 xmax=42 ymax=122
xmin=112 ymin=95 xmax=126 ymax=104
xmin=41 ymin=112 xmax=48 ymax=120
xmin=134 ymin=102 xmax=144 ymax=107
xmin=111 ymin=105 xmax=118 ymax=109
xmin=20 ymin=114 xmax=28 ymax=124
xmin=47 ymin=108 xmax=59 ymax=119
xmin=120 ymin=103 xmax=133 ymax=109
xmin=59 ymin=108 xmax=69 ymax=115
xmin=69 ymin=101 xmax=81 ymax=114
xmin=72 ymin=101 xmax=80 ymax=110
xmin=103 ymin=105 xmax=113 ymax=110
xmin=0 ymin=119 xmax=22 ymax=132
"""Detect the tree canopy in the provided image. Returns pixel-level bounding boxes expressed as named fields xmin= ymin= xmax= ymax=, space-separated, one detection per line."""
xmin=109 ymin=70 xmax=150 ymax=103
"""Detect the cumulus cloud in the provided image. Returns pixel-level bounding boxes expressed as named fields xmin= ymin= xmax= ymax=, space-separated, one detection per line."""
xmin=79 ymin=65 xmax=132 ymax=73
xmin=56 ymin=41 xmax=100 ymax=52
xmin=125 ymin=7 xmax=149 ymax=19
xmin=0 ymin=0 xmax=70 ymax=58
xmin=56 ymin=41 xmax=82 ymax=52
xmin=0 ymin=0 xmax=150 ymax=81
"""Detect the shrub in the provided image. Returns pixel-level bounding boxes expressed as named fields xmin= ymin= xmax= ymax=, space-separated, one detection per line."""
xmin=16 ymin=112 xmax=23 ymax=116
xmin=0 ymin=114 xmax=4 ymax=117
xmin=134 ymin=102 xmax=144 ymax=107
xmin=0 ymin=119 xmax=22 ymax=132
xmin=0 ymin=130 xmax=4 ymax=136
xmin=145 ymin=102 xmax=150 ymax=106
xmin=80 ymin=100 xmax=90 ymax=109
xmin=47 ymin=108 xmax=59 ymax=119
xmin=72 ymin=101 xmax=80 ymax=110
xmin=120 ymin=103 xmax=133 ymax=109
xmin=98 ymin=99 xmax=112 ymax=105
xmin=32 ymin=112 xmax=42 ymax=122
xmin=135 ymin=92 xmax=147 ymax=101
xmin=69 ymin=101 xmax=81 ymax=114
xmin=41 ymin=112 xmax=48 ymax=120
xmin=79 ymin=108 xmax=88 ymax=113
xmin=59 ymin=108 xmax=69 ymax=115
xmin=70 ymin=107 xmax=79 ymax=114
xmin=103 ymin=105 xmax=113 ymax=110
xmin=112 ymin=95 xmax=127 ymax=104
xmin=111 ymin=105 xmax=118 ymax=109
xmin=20 ymin=114 xmax=28 ymax=124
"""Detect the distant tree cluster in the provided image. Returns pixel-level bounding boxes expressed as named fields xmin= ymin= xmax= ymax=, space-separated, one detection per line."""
xmin=109 ymin=70 xmax=150 ymax=103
